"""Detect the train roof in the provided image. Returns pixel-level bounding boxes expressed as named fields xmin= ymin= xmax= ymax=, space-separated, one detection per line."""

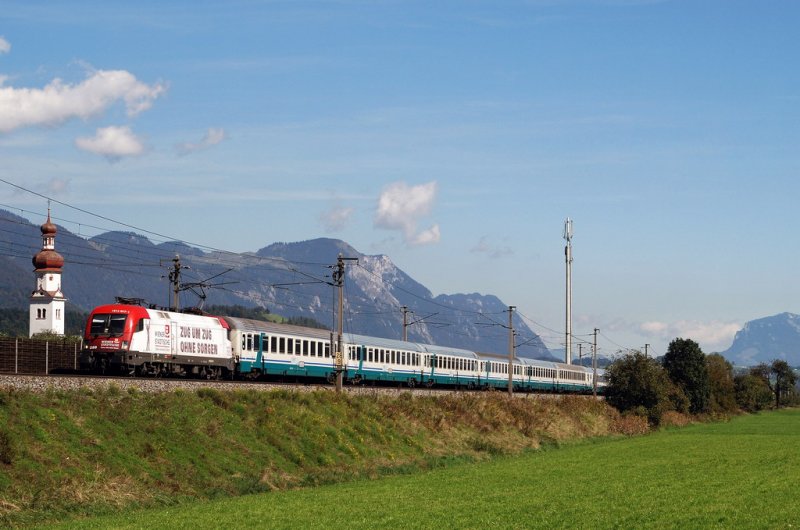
xmin=222 ymin=317 xmax=478 ymax=358
xmin=221 ymin=317 xmax=332 ymax=340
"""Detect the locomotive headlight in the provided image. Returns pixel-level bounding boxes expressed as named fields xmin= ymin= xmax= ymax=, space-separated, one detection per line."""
xmin=122 ymin=341 xmax=129 ymax=350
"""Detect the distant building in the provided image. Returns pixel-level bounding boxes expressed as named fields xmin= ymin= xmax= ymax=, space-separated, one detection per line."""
xmin=29 ymin=209 xmax=67 ymax=336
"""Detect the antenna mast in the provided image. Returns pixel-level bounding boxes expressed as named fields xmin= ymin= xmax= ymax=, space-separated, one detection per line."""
xmin=564 ymin=218 xmax=573 ymax=365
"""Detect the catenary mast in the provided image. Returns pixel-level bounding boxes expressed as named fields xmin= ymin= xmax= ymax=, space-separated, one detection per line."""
xmin=564 ymin=218 xmax=573 ymax=365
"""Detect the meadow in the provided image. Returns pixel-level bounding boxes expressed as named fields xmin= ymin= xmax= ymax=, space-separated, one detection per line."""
xmin=46 ymin=408 xmax=799 ymax=529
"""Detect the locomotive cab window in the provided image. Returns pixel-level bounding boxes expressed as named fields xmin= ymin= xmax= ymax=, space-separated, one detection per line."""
xmin=90 ymin=313 xmax=128 ymax=337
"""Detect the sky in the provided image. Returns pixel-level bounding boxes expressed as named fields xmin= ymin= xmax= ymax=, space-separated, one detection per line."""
xmin=1 ymin=0 xmax=798 ymax=359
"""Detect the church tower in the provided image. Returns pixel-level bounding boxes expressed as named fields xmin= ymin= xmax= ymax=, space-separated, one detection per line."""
xmin=29 ymin=209 xmax=67 ymax=337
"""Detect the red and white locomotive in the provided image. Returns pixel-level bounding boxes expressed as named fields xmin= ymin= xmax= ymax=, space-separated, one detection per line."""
xmin=82 ymin=303 xmax=234 ymax=378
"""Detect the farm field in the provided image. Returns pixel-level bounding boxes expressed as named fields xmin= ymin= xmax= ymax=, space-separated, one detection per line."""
xmin=47 ymin=408 xmax=800 ymax=529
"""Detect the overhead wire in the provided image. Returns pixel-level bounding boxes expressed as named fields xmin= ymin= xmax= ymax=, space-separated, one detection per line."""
xmin=1 ymin=179 xmax=633 ymax=358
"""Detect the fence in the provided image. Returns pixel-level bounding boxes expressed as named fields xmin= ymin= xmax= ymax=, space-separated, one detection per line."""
xmin=0 ymin=338 xmax=84 ymax=375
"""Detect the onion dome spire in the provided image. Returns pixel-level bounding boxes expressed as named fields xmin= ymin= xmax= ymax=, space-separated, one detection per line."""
xmin=32 ymin=207 xmax=64 ymax=271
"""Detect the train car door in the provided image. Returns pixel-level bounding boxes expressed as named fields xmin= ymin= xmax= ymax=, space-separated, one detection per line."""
xmin=169 ymin=321 xmax=177 ymax=357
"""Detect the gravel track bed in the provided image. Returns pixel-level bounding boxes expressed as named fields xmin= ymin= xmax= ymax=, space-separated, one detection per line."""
xmin=0 ymin=374 xmax=462 ymax=396
xmin=0 ymin=374 xmax=590 ymax=399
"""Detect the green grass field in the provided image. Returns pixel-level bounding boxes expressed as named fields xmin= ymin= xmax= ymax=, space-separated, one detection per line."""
xmin=47 ymin=408 xmax=800 ymax=529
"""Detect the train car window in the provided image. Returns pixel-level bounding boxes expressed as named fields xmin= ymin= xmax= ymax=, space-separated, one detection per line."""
xmin=325 ymin=343 xmax=330 ymax=357
xmin=287 ymin=337 xmax=294 ymax=355
xmin=392 ymin=351 xmax=396 ymax=364
xmin=246 ymin=334 xmax=253 ymax=352
xmin=302 ymin=340 xmax=309 ymax=356
xmin=241 ymin=335 xmax=247 ymax=350
xmin=380 ymin=349 xmax=385 ymax=363
xmin=271 ymin=336 xmax=277 ymax=353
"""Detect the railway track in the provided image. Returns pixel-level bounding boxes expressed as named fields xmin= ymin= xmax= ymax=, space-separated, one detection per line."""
xmin=0 ymin=373 xmax=595 ymax=399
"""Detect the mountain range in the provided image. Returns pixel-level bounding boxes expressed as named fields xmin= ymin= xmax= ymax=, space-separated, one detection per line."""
xmin=0 ymin=209 xmax=554 ymax=359
xmin=722 ymin=312 xmax=800 ymax=367
xmin=6 ymin=208 xmax=797 ymax=367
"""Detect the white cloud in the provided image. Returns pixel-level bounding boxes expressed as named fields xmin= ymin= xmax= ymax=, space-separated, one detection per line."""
xmin=0 ymin=37 xmax=10 ymax=54
xmin=639 ymin=320 xmax=742 ymax=352
xmin=75 ymin=126 xmax=144 ymax=160
xmin=471 ymin=236 xmax=513 ymax=258
xmin=319 ymin=206 xmax=354 ymax=233
xmin=410 ymin=224 xmax=441 ymax=246
xmin=46 ymin=177 xmax=70 ymax=196
xmin=374 ymin=180 xmax=440 ymax=246
xmin=0 ymin=69 xmax=166 ymax=133
xmin=176 ymin=127 xmax=227 ymax=155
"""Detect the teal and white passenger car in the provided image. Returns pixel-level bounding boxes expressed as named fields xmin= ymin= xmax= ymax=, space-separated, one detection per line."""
xmin=226 ymin=317 xmax=604 ymax=393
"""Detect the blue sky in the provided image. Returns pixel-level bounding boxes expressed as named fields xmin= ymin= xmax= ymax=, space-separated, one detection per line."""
xmin=1 ymin=0 xmax=798 ymax=357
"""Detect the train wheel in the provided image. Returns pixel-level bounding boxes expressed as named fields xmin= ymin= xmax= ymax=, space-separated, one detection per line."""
xmin=407 ymin=378 xmax=416 ymax=389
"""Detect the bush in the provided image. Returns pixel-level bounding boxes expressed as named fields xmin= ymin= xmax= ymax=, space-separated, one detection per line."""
xmin=605 ymin=350 xmax=676 ymax=425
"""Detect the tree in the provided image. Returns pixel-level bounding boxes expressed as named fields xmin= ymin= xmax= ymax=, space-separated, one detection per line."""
xmin=752 ymin=360 xmax=798 ymax=408
xmin=662 ymin=338 xmax=711 ymax=414
xmin=734 ymin=372 xmax=773 ymax=412
xmin=705 ymin=353 xmax=737 ymax=413
xmin=605 ymin=350 xmax=677 ymax=425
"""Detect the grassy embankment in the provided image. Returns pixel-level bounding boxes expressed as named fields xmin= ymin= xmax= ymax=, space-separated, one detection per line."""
xmin=0 ymin=386 xmax=634 ymax=527
xmin=50 ymin=408 xmax=800 ymax=529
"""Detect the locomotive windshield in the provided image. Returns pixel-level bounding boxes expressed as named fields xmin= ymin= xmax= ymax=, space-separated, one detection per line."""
xmin=89 ymin=314 xmax=128 ymax=337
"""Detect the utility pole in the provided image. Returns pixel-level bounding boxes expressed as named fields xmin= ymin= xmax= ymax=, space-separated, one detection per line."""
xmin=593 ymin=327 xmax=599 ymax=397
xmin=507 ymin=305 xmax=515 ymax=396
xmin=564 ymin=218 xmax=573 ymax=365
xmin=166 ymin=255 xmax=188 ymax=312
xmin=402 ymin=306 xmax=409 ymax=342
xmin=644 ymin=343 xmax=650 ymax=358
xmin=578 ymin=343 xmax=583 ymax=365
xmin=333 ymin=253 xmax=358 ymax=393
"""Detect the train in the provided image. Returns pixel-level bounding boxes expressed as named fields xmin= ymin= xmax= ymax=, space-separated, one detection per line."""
xmin=80 ymin=302 xmax=606 ymax=394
